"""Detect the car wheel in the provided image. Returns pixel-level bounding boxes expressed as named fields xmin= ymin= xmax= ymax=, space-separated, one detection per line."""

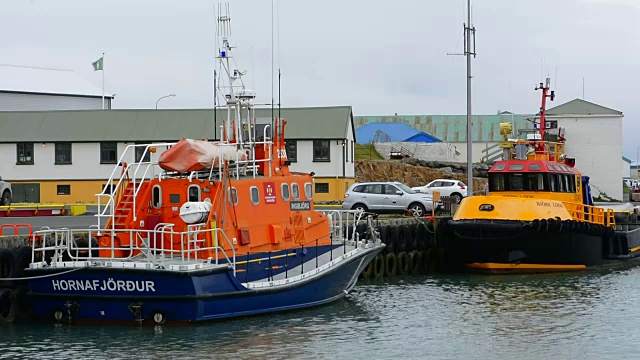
xmin=408 ymin=202 xmax=426 ymax=217
xmin=1 ymin=191 xmax=10 ymax=206
xmin=452 ymin=193 xmax=462 ymax=204
xmin=351 ymin=203 xmax=368 ymax=212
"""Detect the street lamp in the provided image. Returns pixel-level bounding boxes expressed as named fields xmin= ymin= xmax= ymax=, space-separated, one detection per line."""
xmin=155 ymin=94 xmax=176 ymax=109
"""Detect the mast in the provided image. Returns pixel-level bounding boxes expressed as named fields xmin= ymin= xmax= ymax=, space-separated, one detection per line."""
xmin=535 ymin=77 xmax=555 ymax=142
xmin=464 ymin=0 xmax=476 ymax=197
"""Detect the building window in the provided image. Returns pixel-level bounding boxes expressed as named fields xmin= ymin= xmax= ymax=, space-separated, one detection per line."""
xmin=351 ymin=140 xmax=354 ymax=163
xmin=285 ymin=140 xmax=297 ymax=162
xmin=57 ymin=184 xmax=71 ymax=195
xmin=55 ymin=143 xmax=72 ymax=164
xmin=315 ymin=183 xmax=329 ymax=193
xmin=135 ymin=142 xmax=151 ymax=162
xmin=313 ymin=140 xmax=330 ymax=162
xmin=16 ymin=143 xmax=34 ymax=165
xmin=102 ymin=184 xmax=115 ymax=195
xmin=100 ymin=142 xmax=118 ymax=164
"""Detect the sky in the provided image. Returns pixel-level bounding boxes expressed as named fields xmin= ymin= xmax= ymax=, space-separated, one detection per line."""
xmin=1 ymin=0 xmax=639 ymax=158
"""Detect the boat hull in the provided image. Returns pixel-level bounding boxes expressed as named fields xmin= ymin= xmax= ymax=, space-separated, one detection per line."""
xmin=444 ymin=219 xmax=640 ymax=274
xmin=25 ymin=245 xmax=382 ymax=324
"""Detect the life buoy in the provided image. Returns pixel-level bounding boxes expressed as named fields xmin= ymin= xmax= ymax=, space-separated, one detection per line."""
xmin=407 ymin=224 xmax=418 ymax=251
xmin=415 ymin=251 xmax=424 ymax=274
xmin=0 ymin=249 xmax=16 ymax=279
xmin=361 ymin=262 xmax=373 ymax=279
xmin=381 ymin=225 xmax=395 ymax=254
xmin=397 ymin=252 xmax=411 ymax=275
xmin=396 ymin=225 xmax=408 ymax=253
xmin=373 ymin=254 xmax=385 ymax=279
xmin=13 ymin=286 xmax=31 ymax=319
xmin=12 ymin=246 xmax=32 ymax=278
xmin=539 ymin=219 xmax=548 ymax=232
xmin=0 ymin=288 xmax=17 ymax=324
xmin=409 ymin=251 xmax=421 ymax=274
xmin=415 ymin=223 xmax=428 ymax=250
xmin=384 ymin=253 xmax=397 ymax=277
xmin=391 ymin=226 xmax=402 ymax=254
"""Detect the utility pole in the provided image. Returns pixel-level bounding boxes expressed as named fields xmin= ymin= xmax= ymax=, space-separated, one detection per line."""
xmin=465 ymin=0 xmax=476 ymax=196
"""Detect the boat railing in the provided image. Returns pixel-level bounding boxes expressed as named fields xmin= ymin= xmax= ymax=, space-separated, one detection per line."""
xmin=29 ymin=226 xmax=237 ymax=274
xmin=241 ymin=209 xmax=377 ymax=283
xmin=527 ymin=141 xmax=565 ymax=162
xmin=562 ymin=201 xmax=616 ymax=228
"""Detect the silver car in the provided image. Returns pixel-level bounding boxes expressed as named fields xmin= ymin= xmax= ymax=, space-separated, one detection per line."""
xmin=342 ymin=181 xmax=435 ymax=217
xmin=0 ymin=176 xmax=10 ymax=206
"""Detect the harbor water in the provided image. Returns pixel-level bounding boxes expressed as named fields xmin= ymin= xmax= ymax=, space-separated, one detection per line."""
xmin=3 ymin=267 xmax=640 ymax=359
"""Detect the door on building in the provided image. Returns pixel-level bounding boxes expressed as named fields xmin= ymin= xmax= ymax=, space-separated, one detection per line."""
xmin=12 ymin=183 xmax=41 ymax=203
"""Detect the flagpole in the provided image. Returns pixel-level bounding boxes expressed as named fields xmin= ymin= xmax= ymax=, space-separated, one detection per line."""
xmin=102 ymin=52 xmax=105 ymax=110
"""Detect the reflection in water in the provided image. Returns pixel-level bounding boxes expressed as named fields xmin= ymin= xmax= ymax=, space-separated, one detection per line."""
xmin=2 ymin=268 xmax=640 ymax=359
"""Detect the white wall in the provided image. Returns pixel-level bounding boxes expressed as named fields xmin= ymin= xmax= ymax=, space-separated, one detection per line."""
xmin=551 ymin=115 xmax=623 ymax=201
xmin=290 ymin=140 xmax=353 ymax=178
xmin=623 ymin=160 xmax=631 ymax=178
xmin=374 ymin=142 xmax=464 ymax=162
xmin=0 ymin=142 xmax=171 ymax=181
xmin=447 ymin=142 xmax=501 ymax=163
xmin=0 ymin=92 xmax=110 ymax=111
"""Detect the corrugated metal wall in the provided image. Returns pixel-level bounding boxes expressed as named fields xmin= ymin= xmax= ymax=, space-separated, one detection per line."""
xmin=0 ymin=92 xmax=109 ymax=111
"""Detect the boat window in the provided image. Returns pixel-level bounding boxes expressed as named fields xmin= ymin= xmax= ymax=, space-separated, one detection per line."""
xmin=494 ymin=164 xmax=506 ymax=171
xmin=152 ymin=185 xmax=162 ymax=208
xmin=250 ymin=186 xmax=259 ymax=205
xmin=557 ymin=174 xmax=566 ymax=192
xmin=509 ymin=173 xmax=524 ymax=190
xmin=508 ymin=164 xmax=525 ymax=171
xmin=554 ymin=165 xmax=563 ymax=172
xmin=528 ymin=164 xmax=541 ymax=171
xmin=568 ymin=176 xmax=576 ymax=192
xmin=527 ymin=173 xmax=544 ymax=191
xmin=281 ymin=183 xmax=290 ymax=201
xmin=563 ymin=175 xmax=572 ymax=193
xmin=292 ymin=183 xmax=300 ymax=200
xmin=489 ymin=174 xmax=505 ymax=191
xmin=547 ymin=164 xmax=555 ymax=171
xmin=549 ymin=174 xmax=557 ymax=192
xmin=304 ymin=182 xmax=313 ymax=200
xmin=188 ymin=185 xmax=200 ymax=202
xmin=169 ymin=194 xmax=181 ymax=204
xmin=228 ymin=187 xmax=238 ymax=205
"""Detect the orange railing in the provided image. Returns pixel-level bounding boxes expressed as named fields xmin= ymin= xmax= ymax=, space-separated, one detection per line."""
xmin=562 ymin=202 xmax=616 ymax=228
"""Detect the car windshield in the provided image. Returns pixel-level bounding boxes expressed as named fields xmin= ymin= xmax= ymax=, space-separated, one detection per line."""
xmin=395 ymin=183 xmax=416 ymax=194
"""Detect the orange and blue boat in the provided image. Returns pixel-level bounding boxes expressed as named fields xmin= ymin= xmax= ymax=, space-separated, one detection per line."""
xmin=23 ymin=11 xmax=384 ymax=324
xmin=446 ymin=78 xmax=640 ymax=274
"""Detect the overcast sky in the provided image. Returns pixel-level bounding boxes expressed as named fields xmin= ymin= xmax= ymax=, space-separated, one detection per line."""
xmin=2 ymin=0 xmax=639 ymax=158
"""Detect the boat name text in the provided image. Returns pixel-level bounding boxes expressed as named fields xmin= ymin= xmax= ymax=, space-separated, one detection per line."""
xmin=51 ymin=279 xmax=156 ymax=292
xmin=536 ymin=201 xmax=563 ymax=208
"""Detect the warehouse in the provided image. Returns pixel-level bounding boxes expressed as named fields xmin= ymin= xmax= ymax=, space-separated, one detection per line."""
xmin=0 ymin=64 xmax=113 ymax=111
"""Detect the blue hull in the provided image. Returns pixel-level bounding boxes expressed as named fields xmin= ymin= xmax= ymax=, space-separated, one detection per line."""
xmin=25 ymin=246 xmax=382 ymax=324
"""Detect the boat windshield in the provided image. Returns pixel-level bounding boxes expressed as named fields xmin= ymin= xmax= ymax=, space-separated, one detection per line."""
xmin=489 ymin=172 xmax=576 ymax=193
xmin=396 ymin=183 xmax=416 ymax=194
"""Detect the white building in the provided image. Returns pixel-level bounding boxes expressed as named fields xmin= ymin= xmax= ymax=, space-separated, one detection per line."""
xmin=0 ymin=64 xmax=113 ymax=111
xmin=0 ymin=107 xmax=355 ymax=203
xmin=622 ymin=157 xmax=632 ymax=179
xmin=546 ymin=99 xmax=623 ymax=201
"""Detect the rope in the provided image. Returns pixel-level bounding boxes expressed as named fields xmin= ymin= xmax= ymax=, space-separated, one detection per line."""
xmin=0 ymin=265 xmax=91 ymax=281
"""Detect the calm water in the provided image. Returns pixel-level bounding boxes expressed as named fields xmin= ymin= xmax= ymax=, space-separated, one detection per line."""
xmin=2 ymin=267 xmax=640 ymax=359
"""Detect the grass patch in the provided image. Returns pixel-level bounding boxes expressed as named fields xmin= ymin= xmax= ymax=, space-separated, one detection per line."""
xmin=355 ymin=143 xmax=383 ymax=160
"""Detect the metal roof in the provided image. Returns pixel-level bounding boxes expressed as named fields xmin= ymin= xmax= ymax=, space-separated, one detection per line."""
xmin=354 ymin=114 xmax=534 ymax=142
xmin=0 ymin=106 xmax=353 ymax=142
xmin=546 ymin=99 xmax=622 ymax=116
xmin=355 ymin=122 xmax=442 ymax=144
xmin=0 ymin=64 xmax=113 ymax=98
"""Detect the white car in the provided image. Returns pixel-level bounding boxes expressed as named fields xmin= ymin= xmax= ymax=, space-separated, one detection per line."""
xmin=411 ymin=179 xmax=468 ymax=204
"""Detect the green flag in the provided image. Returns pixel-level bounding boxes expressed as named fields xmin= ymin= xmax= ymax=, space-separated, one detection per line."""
xmin=92 ymin=57 xmax=103 ymax=71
